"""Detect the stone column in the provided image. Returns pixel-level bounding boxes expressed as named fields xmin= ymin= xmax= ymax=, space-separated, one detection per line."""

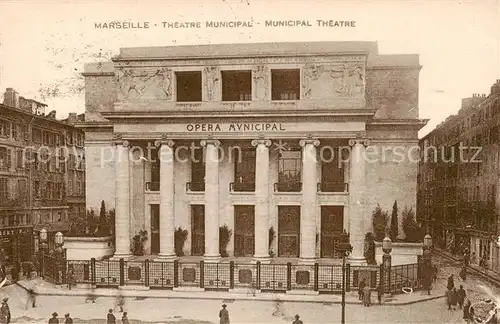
xmin=200 ymin=139 xmax=221 ymax=262
xmin=155 ymin=139 xmax=176 ymax=260
xmin=251 ymin=138 xmax=272 ymax=263
xmin=347 ymin=138 xmax=370 ymax=264
xmin=299 ymin=139 xmax=320 ymax=264
xmin=113 ymin=140 xmax=132 ymax=259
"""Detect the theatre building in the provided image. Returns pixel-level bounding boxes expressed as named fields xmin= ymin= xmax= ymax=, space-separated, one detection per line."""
xmin=82 ymin=42 xmax=426 ymax=263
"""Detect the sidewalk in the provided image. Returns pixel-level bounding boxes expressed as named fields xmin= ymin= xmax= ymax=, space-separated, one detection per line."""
xmin=15 ymin=277 xmax=444 ymax=306
xmin=435 ymin=249 xmax=500 ymax=286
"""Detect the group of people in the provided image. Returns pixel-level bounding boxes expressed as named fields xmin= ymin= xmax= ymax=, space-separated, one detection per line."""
xmin=446 ymin=275 xmax=467 ymax=310
xmin=357 ymin=279 xmax=383 ymax=307
xmin=46 ymin=309 xmax=130 ymax=324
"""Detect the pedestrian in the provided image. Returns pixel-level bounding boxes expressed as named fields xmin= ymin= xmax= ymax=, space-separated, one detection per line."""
xmin=292 ymin=314 xmax=303 ymax=324
xmin=464 ymin=300 xmax=472 ymax=323
xmin=377 ymin=284 xmax=383 ymax=305
xmin=450 ymin=287 xmax=458 ymax=310
xmin=457 ymin=285 xmax=466 ymax=309
xmin=1 ymin=298 xmax=10 ymax=324
xmin=10 ymin=263 xmax=19 ymax=283
xmin=219 ymin=304 xmax=230 ymax=324
xmin=464 ymin=250 xmax=470 ymax=267
xmin=447 ymin=274 xmax=455 ymax=291
xmin=362 ymin=285 xmax=371 ymax=307
xmin=26 ymin=287 xmax=37 ymax=309
xmin=115 ymin=292 xmax=125 ymax=312
xmin=432 ymin=265 xmax=438 ymax=282
xmin=121 ymin=312 xmax=130 ymax=324
xmin=358 ymin=278 xmax=366 ymax=300
xmin=48 ymin=312 xmax=59 ymax=324
xmin=64 ymin=313 xmax=73 ymax=324
xmin=460 ymin=266 xmax=467 ymax=281
xmin=107 ymin=309 xmax=116 ymax=324
xmin=66 ymin=269 xmax=75 ymax=290
xmin=446 ymin=289 xmax=453 ymax=310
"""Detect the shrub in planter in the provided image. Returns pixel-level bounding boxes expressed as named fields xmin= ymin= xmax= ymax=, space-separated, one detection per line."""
xmin=132 ymin=230 xmax=148 ymax=256
xmin=390 ymin=200 xmax=399 ymax=241
xmin=402 ymin=206 xmax=423 ymax=243
xmin=175 ymin=227 xmax=188 ymax=256
xmin=372 ymin=204 xmax=389 ymax=241
xmin=269 ymin=227 xmax=276 ymax=257
xmin=219 ymin=225 xmax=232 ymax=257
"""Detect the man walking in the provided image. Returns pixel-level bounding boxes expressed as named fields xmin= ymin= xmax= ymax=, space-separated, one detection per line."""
xmin=107 ymin=309 xmax=116 ymax=324
xmin=48 ymin=312 xmax=59 ymax=324
xmin=219 ymin=304 xmax=230 ymax=324
xmin=64 ymin=313 xmax=73 ymax=324
xmin=292 ymin=314 xmax=304 ymax=324
xmin=1 ymin=298 xmax=10 ymax=324
xmin=457 ymin=285 xmax=466 ymax=309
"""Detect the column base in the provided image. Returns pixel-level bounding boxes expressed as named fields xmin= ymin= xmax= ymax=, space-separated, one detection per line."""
xmin=298 ymin=257 xmax=317 ymax=265
xmin=156 ymin=253 xmax=177 ymax=262
xmin=203 ymin=254 xmax=222 ymax=263
xmin=110 ymin=253 xmax=132 ymax=261
xmin=252 ymin=255 xmax=271 ymax=264
xmin=347 ymin=256 xmax=367 ymax=266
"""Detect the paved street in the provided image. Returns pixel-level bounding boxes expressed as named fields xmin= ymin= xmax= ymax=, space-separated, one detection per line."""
xmin=2 ymin=255 xmax=500 ymax=324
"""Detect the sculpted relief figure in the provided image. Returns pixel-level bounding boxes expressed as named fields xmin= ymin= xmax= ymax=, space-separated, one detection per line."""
xmin=337 ymin=64 xmax=365 ymax=97
xmin=253 ymin=65 xmax=268 ymax=100
xmin=302 ymin=65 xmax=323 ymax=99
xmin=116 ymin=67 xmax=173 ymax=100
xmin=204 ymin=66 xmax=219 ymax=100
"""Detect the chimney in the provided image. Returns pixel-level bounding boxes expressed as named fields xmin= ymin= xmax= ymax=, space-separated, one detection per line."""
xmin=3 ymin=88 xmax=19 ymax=108
xmin=46 ymin=110 xmax=57 ymax=119
xmin=67 ymin=113 xmax=77 ymax=125
xmin=491 ymin=79 xmax=500 ymax=96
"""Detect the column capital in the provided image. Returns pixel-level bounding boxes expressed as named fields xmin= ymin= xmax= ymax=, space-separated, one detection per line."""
xmin=112 ymin=139 xmax=130 ymax=148
xmin=154 ymin=139 xmax=175 ymax=148
xmin=200 ymin=139 xmax=221 ymax=147
xmin=348 ymin=138 xmax=370 ymax=147
xmin=251 ymin=139 xmax=272 ymax=147
xmin=299 ymin=139 xmax=320 ymax=147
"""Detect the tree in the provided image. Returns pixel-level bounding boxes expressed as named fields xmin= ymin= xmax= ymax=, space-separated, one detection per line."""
xmin=372 ymin=205 xmax=389 ymax=241
xmin=402 ymin=206 xmax=423 ymax=242
xmin=390 ymin=200 xmax=399 ymax=241
xmin=99 ymin=200 xmax=108 ymax=235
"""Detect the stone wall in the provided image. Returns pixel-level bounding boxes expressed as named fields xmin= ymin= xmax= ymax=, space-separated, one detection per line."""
xmin=374 ymin=241 xmax=423 ymax=266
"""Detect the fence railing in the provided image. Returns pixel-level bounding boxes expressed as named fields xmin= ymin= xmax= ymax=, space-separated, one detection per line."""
xmin=42 ymin=256 xmax=421 ymax=295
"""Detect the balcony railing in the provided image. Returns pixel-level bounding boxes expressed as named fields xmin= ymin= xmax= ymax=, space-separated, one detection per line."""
xmin=146 ymin=182 xmax=159 ymax=191
xmin=274 ymin=182 xmax=302 ymax=193
xmin=186 ymin=182 xmax=205 ymax=192
xmin=230 ymin=181 xmax=255 ymax=192
xmin=317 ymin=182 xmax=349 ymax=193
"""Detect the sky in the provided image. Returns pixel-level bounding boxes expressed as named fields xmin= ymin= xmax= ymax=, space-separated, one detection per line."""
xmin=0 ymin=0 xmax=499 ymax=138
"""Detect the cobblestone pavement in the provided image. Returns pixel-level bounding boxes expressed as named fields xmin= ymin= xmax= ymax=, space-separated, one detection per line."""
xmin=2 ymin=254 xmax=499 ymax=324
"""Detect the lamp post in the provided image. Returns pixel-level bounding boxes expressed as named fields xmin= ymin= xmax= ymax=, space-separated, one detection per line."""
xmin=423 ymin=234 xmax=433 ymax=295
xmin=54 ymin=232 xmax=65 ymax=285
xmin=382 ymin=236 xmax=392 ymax=294
xmin=337 ymin=233 xmax=353 ymax=324
xmin=39 ymin=229 xmax=48 ymax=278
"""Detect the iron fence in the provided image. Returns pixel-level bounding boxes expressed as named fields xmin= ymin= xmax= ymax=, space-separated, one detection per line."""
xmin=42 ymin=256 xmax=422 ymax=295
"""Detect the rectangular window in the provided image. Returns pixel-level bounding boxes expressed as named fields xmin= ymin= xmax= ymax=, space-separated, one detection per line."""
xmin=0 ymin=147 xmax=11 ymax=169
xmin=16 ymin=149 xmax=23 ymax=169
xmin=34 ymin=181 xmax=40 ymax=199
xmin=221 ymin=70 xmax=252 ymax=101
xmin=0 ymin=178 xmax=7 ymax=202
xmin=17 ymin=179 xmax=26 ymax=201
xmin=32 ymin=128 xmax=42 ymax=143
xmin=233 ymin=150 xmax=256 ymax=191
xmin=0 ymin=120 xmax=11 ymax=137
xmin=271 ymin=69 xmax=300 ymax=100
xmin=189 ymin=148 xmax=205 ymax=191
xmin=176 ymin=71 xmax=202 ymax=102
xmin=277 ymin=150 xmax=302 ymax=192
xmin=11 ymin=124 xmax=18 ymax=140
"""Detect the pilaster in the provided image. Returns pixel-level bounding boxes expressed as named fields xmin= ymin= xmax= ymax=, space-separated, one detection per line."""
xmin=113 ymin=139 xmax=132 ymax=259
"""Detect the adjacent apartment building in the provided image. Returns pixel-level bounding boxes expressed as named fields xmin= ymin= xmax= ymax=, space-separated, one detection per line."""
xmin=418 ymin=79 xmax=500 ymax=271
xmin=82 ymin=42 xmax=426 ymax=263
xmin=0 ymin=88 xmax=86 ymax=264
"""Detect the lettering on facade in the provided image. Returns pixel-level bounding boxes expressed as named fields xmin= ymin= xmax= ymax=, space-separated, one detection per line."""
xmin=115 ymin=67 xmax=172 ymax=101
xmin=186 ymin=123 xmax=286 ymax=132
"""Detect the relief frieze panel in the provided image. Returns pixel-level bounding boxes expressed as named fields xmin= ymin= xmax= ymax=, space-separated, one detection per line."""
xmin=302 ymin=63 xmax=365 ymax=100
xmin=115 ymin=67 xmax=172 ymax=101
xmin=252 ymin=65 xmax=268 ymax=100
xmin=203 ymin=66 xmax=220 ymax=101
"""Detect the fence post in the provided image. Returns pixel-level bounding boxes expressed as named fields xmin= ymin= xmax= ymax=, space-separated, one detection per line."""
xmin=256 ymin=261 xmax=261 ymax=290
xmin=145 ymin=259 xmax=150 ymax=287
xmin=345 ymin=264 xmax=351 ymax=292
xmin=40 ymin=252 xmax=45 ymax=279
xmin=379 ymin=264 xmax=384 ymax=293
xmin=91 ymin=258 xmax=96 ymax=286
xmin=229 ymin=261 xmax=235 ymax=289
xmin=314 ymin=263 xmax=319 ymax=292
xmin=286 ymin=262 xmax=292 ymax=291
xmin=200 ymin=260 xmax=205 ymax=289
xmin=173 ymin=260 xmax=179 ymax=288
xmin=119 ymin=258 xmax=125 ymax=286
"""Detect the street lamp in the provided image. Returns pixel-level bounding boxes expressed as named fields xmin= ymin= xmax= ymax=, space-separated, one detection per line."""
xmin=382 ymin=236 xmax=392 ymax=294
xmin=54 ymin=232 xmax=64 ymax=253
xmin=337 ymin=233 xmax=353 ymax=324
xmin=38 ymin=228 xmax=48 ymax=278
xmin=423 ymin=234 xmax=433 ymax=295
xmin=39 ymin=228 xmax=48 ymax=252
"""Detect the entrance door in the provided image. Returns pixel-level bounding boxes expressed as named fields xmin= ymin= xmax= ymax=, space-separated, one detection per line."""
xmin=234 ymin=205 xmax=255 ymax=257
xmin=278 ymin=206 xmax=300 ymax=257
xmin=191 ymin=205 xmax=205 ymax=256
xmin=150 ymin=205 xmax=160 ymax=254
xmin=320 ymin=206 xmax=344 ymax=258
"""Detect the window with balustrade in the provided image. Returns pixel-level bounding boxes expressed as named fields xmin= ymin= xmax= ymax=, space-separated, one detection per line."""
xmin=222 ymin=70 xmax=252 ymax=101
xmin=232 ymin=150 xmax=255 ymax=192
xmin=271 ymin=69 xmax=300 ymax=100
xmin=176 ymin=71 xmax=202 ymax=102
xmin=276 ymin=150 xmax=301 ymax=192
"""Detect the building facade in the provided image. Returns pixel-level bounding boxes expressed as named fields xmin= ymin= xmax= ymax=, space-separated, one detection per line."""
xmin=83 ymin=42 xmax=426 ymax=263
xmin=417 ymin=80 xmax=500 ymax=271
xmin=0 ymin=88 xmax=86 ymax=264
